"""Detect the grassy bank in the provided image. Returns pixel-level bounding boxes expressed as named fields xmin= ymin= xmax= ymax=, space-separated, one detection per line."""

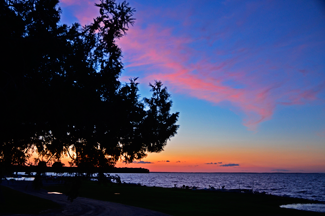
xmin=0 ymin=185 xmax=61 ymax=215
xmin=45 ymin=181 xmax=325 ymax=216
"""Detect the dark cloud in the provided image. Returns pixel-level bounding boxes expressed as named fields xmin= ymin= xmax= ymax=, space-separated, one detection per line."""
xmin=176 ymin=161 xmax=181 ymax=163
xmin=158 ymin=160 xmax=170 ymax=163
xmin=272 ymin=169 xmax=289 ymax=172
xmin=205 ymin=162 xmax=222 ymax=165
xmin=220 ymin=163 xmax=239 ymax=167
xmin=133 ymin=161 xmax=152 ymax=164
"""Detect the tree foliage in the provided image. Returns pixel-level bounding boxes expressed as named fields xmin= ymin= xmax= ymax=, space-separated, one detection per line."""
xmin=0 ymin=0 xmax=179 ymax=170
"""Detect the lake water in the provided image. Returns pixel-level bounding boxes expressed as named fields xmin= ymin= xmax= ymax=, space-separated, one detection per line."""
xmin=111 ymin=173 xmax=325 ymax=202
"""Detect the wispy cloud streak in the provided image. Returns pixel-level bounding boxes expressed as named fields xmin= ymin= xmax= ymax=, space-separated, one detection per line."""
xmin=118 ymin=26 xmax=324 ymax=129
xmin=220 ymin=163 xmax=239 ymax=167
xmin=117 ymin=1 xmax=325 ymax=129
xmin=132 ymin=161 xmax=152 ymax=164
xmin=60 ymin=0 xmax=325 ymax=130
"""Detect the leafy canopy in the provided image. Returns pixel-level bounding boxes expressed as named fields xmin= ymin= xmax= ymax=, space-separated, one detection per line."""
xmin=0 ymin=0 xmax=179 ymax=169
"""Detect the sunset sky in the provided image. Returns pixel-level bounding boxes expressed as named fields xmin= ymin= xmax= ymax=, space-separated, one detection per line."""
xmin=59 ymin=0 xmax=325 ymax=172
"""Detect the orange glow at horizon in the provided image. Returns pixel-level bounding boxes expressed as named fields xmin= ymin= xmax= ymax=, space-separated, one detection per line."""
xmin=28 ymin=141 xmax=325 ymax=173
xmin=113 ymin=144 xmax=325 ymax=173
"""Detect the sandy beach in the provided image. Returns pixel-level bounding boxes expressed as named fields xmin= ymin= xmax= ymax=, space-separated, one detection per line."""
xmin=1 ymin=181 xmax=169 ymax=216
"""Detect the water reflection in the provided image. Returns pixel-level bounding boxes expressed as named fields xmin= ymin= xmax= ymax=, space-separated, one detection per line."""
xmin=280 ymin=203 xmax=325 ymax=213
xmin=48 ymin=192 xmax=63 ymax=194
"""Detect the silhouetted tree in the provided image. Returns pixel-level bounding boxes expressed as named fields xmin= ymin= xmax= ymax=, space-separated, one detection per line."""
xmin=0 ymin=0 xmax=179 ymax=173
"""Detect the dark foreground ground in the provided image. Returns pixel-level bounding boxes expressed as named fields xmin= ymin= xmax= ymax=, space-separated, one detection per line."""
xmin=1 ymin=179 xmax=325 ymax=216
xmin=0 ymin=180 xmax=169 ymax=216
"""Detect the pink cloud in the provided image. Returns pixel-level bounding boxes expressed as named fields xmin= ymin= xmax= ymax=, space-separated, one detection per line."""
xmin=73 ymin=2 xmax=98 ymax=26
xmin=117 ymin=22 xmax=324 ymax=130
xmin=59 ymin=1 xmax=325 ymax=130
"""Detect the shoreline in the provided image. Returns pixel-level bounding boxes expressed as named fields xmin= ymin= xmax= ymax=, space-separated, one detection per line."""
xmin=3 ymin=176 xmax=325 ymax=204
xmin=7 ymin=165 xmax=150 ymax=174
xmin=45 ymin=180 xmax=325 ymax=216
xmin=2 ymin=180 xmax=325 ymax=215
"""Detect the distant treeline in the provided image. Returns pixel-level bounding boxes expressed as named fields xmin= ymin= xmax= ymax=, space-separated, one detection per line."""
xmin=7 ymin=165 xmax=149 ymax=174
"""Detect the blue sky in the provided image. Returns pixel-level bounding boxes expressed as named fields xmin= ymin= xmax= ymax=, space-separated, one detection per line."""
xmin=59 ymin=0 xmax=325 ymax=172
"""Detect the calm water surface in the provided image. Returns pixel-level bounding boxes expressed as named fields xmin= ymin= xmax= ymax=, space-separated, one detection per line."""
xmin=111 ymin=173 xmax=325 ymax=202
